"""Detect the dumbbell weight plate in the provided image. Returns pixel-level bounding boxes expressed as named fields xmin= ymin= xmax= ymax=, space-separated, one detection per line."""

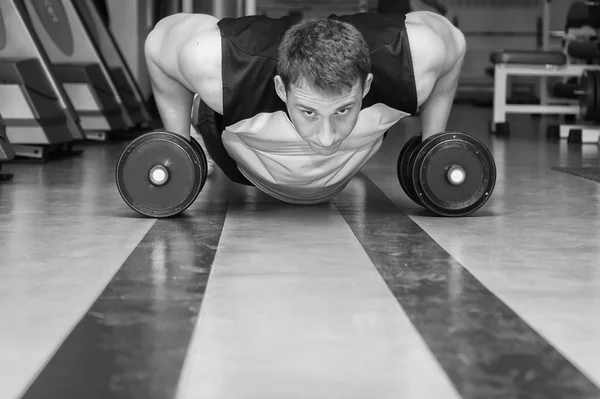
xmin=116 ymin=131 xmax=207 ymax=217
xmin=580 ymin=69 xmax=596 ymax=121
xmin=397 ymin=134 xmax=424 ymax=206
xmin=412 ymin=132 xmax=496 ymax=217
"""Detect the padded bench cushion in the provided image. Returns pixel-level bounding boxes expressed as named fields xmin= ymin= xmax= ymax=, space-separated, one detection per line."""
xmin=567 ymin=41 xmax=600 ymax=60
xmin=490 ymin=50 xmax=567 ymax=65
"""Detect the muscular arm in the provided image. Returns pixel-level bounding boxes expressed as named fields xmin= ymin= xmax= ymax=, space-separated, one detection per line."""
xmin=144 ymin=14 xmax=220 ymax=140
xmin=407 ymin=13 xmax=466 ymax=140
xmin=145 ymin=54 xmax=194 ymax=139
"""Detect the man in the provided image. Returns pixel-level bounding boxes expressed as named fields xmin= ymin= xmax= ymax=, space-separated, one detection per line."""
xmin=145 ymin=11 xmax=465 ymax=204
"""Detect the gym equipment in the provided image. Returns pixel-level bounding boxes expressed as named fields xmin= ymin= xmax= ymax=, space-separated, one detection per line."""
xmin=92 ymin=0 xmax=109 ymax=26
xmin=71 ymin=0 xmax=152 ymax=127
xmin=561 ymin=69 xmax=600 ymax=122
xmin=397 ymin=132 xmax=496 ymax=217
xmin=490 ymin=49 xmax=597 ymax=135
xmin=547 ymin=69 xmax=600 ymax=144
xmin=564 ymin=1 xmax=599 ymax=31
xmin=0 ymin=164 xmax=12 ymax=181
xmin=412 ymin=132 xmax=496 ymax=217
xmin=567 ymin=41 xmax=600 ymax=60
xmin=579 ymin=69 xmax=598 ymax=120
xmin=546 ymin=122 xmax=600 ymax=144
xmin=558 ymin=68 xmax=600 ymax=143
xmin=552 ymin=81 xmax=579 ymax=99
xmin=116 ymin=131 xmax=208 ymax=218
xmin=490 ymin=0 xmax=600 ymax=135
xmin=0 ymin=0 xmax=84 ymax=160
xmin=0 ymin=119 xmax=15 ymax=181
xmin=396 ymin=134 xmax=423 ymax=206
xmin=22 ymin=0 xmax=133 ymax=140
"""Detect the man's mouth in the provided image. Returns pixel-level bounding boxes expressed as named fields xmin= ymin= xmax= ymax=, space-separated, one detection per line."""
xmin=310 ymin=142 xmax=341 ymax=156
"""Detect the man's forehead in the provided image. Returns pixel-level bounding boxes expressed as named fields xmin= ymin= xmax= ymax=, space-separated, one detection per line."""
xmin=289 ymin=79 xmax=361 ymax=101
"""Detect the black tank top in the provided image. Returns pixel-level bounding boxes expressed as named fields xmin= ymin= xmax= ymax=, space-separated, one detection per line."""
xmin=217 ymin=13 xmax=418 ymax=128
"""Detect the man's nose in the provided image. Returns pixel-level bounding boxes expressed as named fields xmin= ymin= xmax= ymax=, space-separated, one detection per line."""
xmin=317 ymin=119 xmax=335 ymax=147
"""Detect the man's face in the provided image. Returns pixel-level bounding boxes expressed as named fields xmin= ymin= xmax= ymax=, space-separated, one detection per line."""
xmin=274 ymin=74 xmax=373 ymax=156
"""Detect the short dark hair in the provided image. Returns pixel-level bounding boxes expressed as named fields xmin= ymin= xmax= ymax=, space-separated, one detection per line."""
xmin=277 ymin=18 xmax=371 ymax=95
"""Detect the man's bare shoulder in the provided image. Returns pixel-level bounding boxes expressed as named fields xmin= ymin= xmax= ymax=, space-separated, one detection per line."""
xmin=176 ymin=15 xmax=222 ymax=86
xmin=405 ymin=12 xmax=465 ymax=74
xmin=145 ymin=13 xmax=224 ymax=112
xmin=146 ymin=14 xmax=220 ymax=68
xmin=403 ymin=12 xmax=465 ymax=104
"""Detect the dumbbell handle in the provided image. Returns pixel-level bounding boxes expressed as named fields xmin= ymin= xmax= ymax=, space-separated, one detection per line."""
xmin=585 ymin=1 xmax=600 ymax=6
xmin=446 ymin=165 xmax=467 ymax=186
xmin=149 ymin=165 xmax=170 ymax=186
xmin=574 ymin=90 xmax=586 ymax=96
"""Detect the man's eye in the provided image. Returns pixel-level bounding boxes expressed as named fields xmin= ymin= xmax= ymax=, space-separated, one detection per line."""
xmin=338 ymin=108 xmax=349 ymax=115
xmin=303 ymin=111 xmax=315 ymax=117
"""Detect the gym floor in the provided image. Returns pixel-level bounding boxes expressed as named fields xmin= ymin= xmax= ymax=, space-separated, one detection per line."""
xmin=1 ymin=103 xmax=600 ymax=399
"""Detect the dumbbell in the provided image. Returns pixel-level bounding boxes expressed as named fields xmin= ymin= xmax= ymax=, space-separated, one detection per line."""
xmin=545 ymin=69 xmax=600 ymax=125
xmin=115 ymin=130 xmax=208 ymax=217
xmin=578 ymin=69 xmax=600 ymax=121
xmin=397 ymin=132 xmax=496 ymax=217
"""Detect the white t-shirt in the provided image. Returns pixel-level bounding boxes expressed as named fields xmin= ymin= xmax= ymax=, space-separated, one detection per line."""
xmin=222 ymin=103 xmax=408 ymax=204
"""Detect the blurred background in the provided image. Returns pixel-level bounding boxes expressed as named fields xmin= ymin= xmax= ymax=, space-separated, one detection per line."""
xmin=103 ymin=0 xmax=572 ymax=109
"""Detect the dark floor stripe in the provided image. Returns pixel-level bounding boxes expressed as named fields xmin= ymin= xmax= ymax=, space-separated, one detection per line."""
xmin=552 ymin=167 xmax=600 ymax=183
xmin=334 ymin=175 xmax=600 ymax=399
xmin=21 ymin=176 xmax=232 ymax=399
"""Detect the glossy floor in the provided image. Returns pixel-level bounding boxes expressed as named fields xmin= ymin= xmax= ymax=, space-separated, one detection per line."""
xmin=1 ymin=104 xmax=600 ymax=399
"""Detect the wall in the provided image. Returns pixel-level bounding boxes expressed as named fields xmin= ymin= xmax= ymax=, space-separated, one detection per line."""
xmin=256 ymin=0 xmax=378 ymax=18
xmin=445 ymin=0 xmax=571 ymax=84
xmin=256 ymin=0 xmax=572 ymax=88
xmin=107 ymin=0 xmax=236 ymax=98
xmin=106 ymin=0 xmax=574 ymax=99
xmin=106 ymin=0 xmax=154 ymax=98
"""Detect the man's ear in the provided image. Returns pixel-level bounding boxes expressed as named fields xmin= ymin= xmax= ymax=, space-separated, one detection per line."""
xmin=362 ymin=73 xmax=373 ymax=98
xmin=274 ymin=75 xmax=288 ymax=103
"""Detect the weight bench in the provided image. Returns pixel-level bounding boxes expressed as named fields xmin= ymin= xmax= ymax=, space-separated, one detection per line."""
xmin=490 ymin=50 xmax=600 ymax=134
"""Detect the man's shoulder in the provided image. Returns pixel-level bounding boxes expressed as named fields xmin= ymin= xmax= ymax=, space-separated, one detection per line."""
xmin=403 ymin=12 xmax=465 ymax=105
xmin=405 ymin=12 xmax=465 ymax=73
xmin=150 ymin=13 xmax=220 ymax=46
xmin=177 ymin=14 xmax=222 ymax=55
xmin=147 ymin=13 xmax=221 ymax=72
xmin=172 ymin=15 xmax=223 ymax=112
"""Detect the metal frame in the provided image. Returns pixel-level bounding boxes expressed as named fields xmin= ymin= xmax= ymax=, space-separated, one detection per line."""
xmin=557 ymin=123 xmax=600 ymax=142
xmin=491 ymin=0 xmax=600 ymax=132
xmin=565 ymin=126 xmax=600 ymax=143
xmin=492 ymin=63 xmax=600 ymax=129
